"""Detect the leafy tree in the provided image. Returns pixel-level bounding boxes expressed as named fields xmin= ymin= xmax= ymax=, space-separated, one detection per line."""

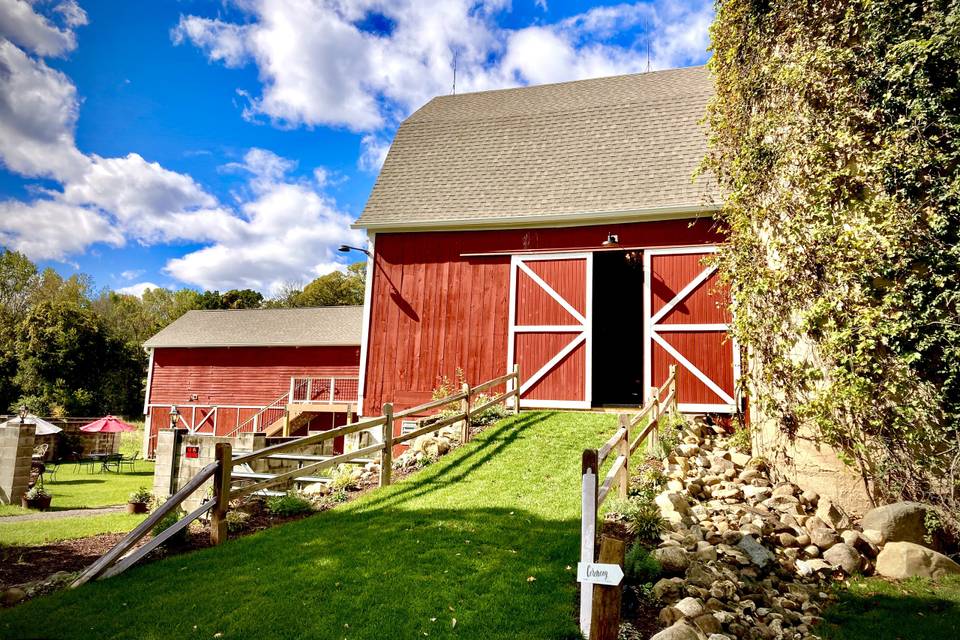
xmin=195 ymin=290 xmax=226 ymax=310
xmin=284 ymin=262 xmax=365 ymax=307
xmin=706 ymin=0 xmax=960 ymax=511
xmin=141 ymin=287 xmax=201 ymax=332
xmin=221 ymin=288 xmax=264 ymax=309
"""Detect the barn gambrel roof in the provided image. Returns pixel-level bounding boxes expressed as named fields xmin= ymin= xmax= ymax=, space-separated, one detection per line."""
xmin=355 ymin=65 xmax=719 ymax=231
xmin=144 ymin=306 xmax=363 ymax=349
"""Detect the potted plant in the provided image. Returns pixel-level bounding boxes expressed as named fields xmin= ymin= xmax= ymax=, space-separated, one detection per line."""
xmin=22 ymin=483 xmax=52 ymax=510
xmin=127 ymin=486 xmax=153 ymax=514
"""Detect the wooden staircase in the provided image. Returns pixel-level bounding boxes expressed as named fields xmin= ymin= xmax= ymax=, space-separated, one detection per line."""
xmin=263 ymin=402 xmax=356 ymax=437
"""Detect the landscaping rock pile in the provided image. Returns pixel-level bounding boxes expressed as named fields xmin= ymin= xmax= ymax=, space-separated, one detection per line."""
xmin=642 ymin=418 xmax=960 ymax=640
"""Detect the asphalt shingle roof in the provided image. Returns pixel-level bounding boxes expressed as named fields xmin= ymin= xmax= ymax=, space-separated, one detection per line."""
xmin=143 ymin=306 xmax=363 ymax=349
xmin=355 ymin=66 xmax=718 ymax=229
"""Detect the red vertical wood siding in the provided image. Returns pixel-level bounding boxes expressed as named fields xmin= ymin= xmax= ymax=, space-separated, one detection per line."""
xmin=648 ymin=251 xmax=734 ymax=405
xmin=147 ymin=345 xmax=360 ymax=447
xmin=363 ymin=218 xmax=723 ymax=419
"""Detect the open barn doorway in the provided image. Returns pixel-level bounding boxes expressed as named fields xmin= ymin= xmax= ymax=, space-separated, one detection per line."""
xmin=591 ymin=250 xmax=645 ymax=407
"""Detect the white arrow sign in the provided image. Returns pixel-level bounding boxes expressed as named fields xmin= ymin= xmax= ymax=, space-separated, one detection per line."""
xmin=577 ymin=562 xmax=624 ymax=586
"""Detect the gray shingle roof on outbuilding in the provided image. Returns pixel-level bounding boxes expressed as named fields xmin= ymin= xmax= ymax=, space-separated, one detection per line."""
xmin=355 ymin=65 xmax=718 ymax=230
xmin=143 ymin=306 xmax=363 ymax=349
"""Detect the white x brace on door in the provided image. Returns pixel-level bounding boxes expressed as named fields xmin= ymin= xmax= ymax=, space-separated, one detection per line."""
xmin=507 ymin=253 xmax=592 ymax=409
xmin=643 ymin=246 xmax=738 ymax=413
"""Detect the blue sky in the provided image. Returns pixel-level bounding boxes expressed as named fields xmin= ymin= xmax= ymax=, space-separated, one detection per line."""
xmin=0 ymin=0 xmax=712 ymax=296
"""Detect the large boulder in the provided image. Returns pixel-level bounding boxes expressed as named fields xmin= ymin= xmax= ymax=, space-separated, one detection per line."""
xmin=650 ymin=621 xmax=702 ymax=640
xmin=656 ymin=491 xmax=694 ymax=524
xmin=861 ymin=502 xmax=932 ymax=547
xmin=875 ymin=542 xmax=960 ymax=580
xmin=654 ymin=547 xmax=691 ymax=575
xmin=736 ymin=535 xmax=776 ymax=569
xmin=822 ymin=543 xmax=862 ymax=575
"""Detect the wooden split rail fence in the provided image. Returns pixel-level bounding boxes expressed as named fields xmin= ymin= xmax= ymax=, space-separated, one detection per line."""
xmin=579 ymin=365 xmax=678 ymax=640
xmin=72 ymin=366 xmax=521 ymax=588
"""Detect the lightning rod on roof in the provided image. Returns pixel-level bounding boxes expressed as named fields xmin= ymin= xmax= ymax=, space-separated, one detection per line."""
xmin=452 ymin=50 xmax=458 ymax=95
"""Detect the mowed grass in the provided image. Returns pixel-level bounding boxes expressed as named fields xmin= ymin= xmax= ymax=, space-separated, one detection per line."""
xmin=0 ymin=513 xmax=147 ymax=546
xmin=0 ymin=411 xmax=615 ymax=640
xmin=819 ymin=575 xmax=960 ymax=640
xmin=42 ymin=462 xmax=155 ymax=510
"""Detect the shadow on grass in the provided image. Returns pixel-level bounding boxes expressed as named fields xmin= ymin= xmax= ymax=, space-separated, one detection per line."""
xmin=819 ymin=576 xmax=960 ymax=640
xmin=0 ymin=412 xmax=603 ymax=640
xmin=0 ymin=505 xmax=583 ymax=640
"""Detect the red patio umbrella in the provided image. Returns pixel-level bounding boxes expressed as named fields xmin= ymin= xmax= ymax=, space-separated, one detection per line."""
xmin=79 ymin=416 xmax=137 ymax=433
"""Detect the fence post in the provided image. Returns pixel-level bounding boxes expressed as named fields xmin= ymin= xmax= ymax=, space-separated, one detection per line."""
xmin=668 ymin=364 xmax=678 ymax=413
xmin=580 ymin=448 xmax=599 ymax=638
xmin=210 ymin=442 xmax=232 ymax=546
xmin=460 ymin=383 xmax=471 ymax=443
xmin=379 ymin=403 xmax=393 ymax=487
xmin=589 ymin=535 xmax=626 ymax=640
xmin=512 ymin=363 xmax=521 ymax=415
xmin=617 ymin=414 xmax=630 ymax=500
xmin=648 ymin=386 xmax=661 ymax=457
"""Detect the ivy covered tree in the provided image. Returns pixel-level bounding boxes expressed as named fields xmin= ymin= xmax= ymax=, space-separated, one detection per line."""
xmin=706 ymin=0 xmax=960 ymax=512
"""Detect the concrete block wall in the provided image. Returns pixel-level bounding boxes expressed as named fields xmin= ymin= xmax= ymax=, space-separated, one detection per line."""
xmin=153 ymin=430 xmax=265 ymax=512
xmin=0 ymin=423 xmax=36 ymax=505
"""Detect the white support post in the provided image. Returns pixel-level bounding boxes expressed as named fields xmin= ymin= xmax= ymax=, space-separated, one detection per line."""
xmin=330 ymin=377 xmax=336 ymax=403
xmin=580 ymin=449 xmax=599 ymax=638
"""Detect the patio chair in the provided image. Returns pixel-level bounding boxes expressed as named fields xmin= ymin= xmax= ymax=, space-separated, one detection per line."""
xmin=118 ymin=451 xmax=139 ymax=472
xmin=44 ymin=462 xmax=59 ymax=483
xmin=32 ymin=443 xmax=49 ymax=459
xmin=101 ymin=453 xmax=122 ymax=473
xmin=77 ymin=456 xmax=98 ymax=473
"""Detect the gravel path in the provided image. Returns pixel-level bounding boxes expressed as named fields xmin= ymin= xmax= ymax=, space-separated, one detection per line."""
xmin=0 ymin=505 xmax=125 ymax=523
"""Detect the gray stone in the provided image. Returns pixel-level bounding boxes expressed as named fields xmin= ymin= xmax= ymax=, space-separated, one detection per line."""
xmin=674 ymin=596 xmax=706 ymax=618
xmin=1 ymin=587 xmax=25 ymax=606
xmin=693 ymin=613 xmax=722 ymax=635
xmin=875 ymin=541 xmax=960 ymax=579
xmin=861 ymin=502 xmax=933 ymax=547
xmin=816 ymin=498 xmax=852 ymax=531
xmin=650 ymin=621 xmax=702 ymax=640
xmin=808 ymin=527 xmax=840 ymax=551
xmin=656 ymin=491 xmax=694 ymax=524
xmin=822 ymin=543 xmax=861 ymax=575
xmin=653 ymin=578 xmax=685 ymax=601
xmin=736 ymin=535 xmax=776 ymax=568
xmin=655 ymin=546 xmax=691 ymax=575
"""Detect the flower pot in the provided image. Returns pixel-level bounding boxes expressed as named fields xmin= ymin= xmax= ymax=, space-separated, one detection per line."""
xmin=127 ymin=501 xmax=149 ymax=514
xmin=22 ymin=495 xmax=52 ymax=510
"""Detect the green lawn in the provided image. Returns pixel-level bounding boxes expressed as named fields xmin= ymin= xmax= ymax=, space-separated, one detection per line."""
xmin=819 ymin=575 xmax=960 ymax=640
xmin=0 ymin=411 xmax=615 ymax=640
xmin=0 ymin=462 xmax=155 ymax=518
xmin=0 ymin=513 xmax=148 ymax=546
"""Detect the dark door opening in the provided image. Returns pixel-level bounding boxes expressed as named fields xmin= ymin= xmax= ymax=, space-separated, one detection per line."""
xmin=592 ymin=250 xmax=645 ymax=406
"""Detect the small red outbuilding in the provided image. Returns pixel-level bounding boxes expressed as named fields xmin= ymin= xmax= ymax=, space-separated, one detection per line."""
xmin=142 ymin=306 xmax=362 ymax=456
xmin=354 ymin=66 xmax=738 ymax=422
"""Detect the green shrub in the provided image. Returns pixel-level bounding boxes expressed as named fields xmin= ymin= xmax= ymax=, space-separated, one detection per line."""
xmin=629 ymin=462 xmax=666 ymax=502
xmin=152 ymin=504 xmax=188 ymax=544
xmin=329 ymin=465 xmax=359 ymax=491
xmin=604 ymin=495 xmax=665 ymax=545
xmin=266 ymin=491 xmax=314 ymax=517
xmin=128 ymin=486 xmax=152 ymax=504
xmin=729 ymin=422 xmax=751 ymax=454
xmin=328 ymin=489 xmax=349 ymax=504
xmin=469 ymin=393 xmax=510 ymax=427
xmin=624 ymin=542 xmax=661 ymax=584
xmin=225 ymin=510 xmax=251 ymax=533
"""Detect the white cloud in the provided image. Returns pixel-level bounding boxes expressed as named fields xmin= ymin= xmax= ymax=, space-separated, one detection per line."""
xmin=174 ymin=0 xmax=713 ymax=132
xmin=0 ymin=0 xmax=82 ymax=57
xmin=120 ymin=269 xmax=144 ymax=280
xmin=116 ymin=281 xmax=161 ymax=297
xmin=0 ymin=198 xmax=123 ymax=260
xmin=165 ymin=148 xmax=364 ymax=293
xmin=358 ymin=134 xmax=389 ymax=172
xmin=0 ymin=40 xmax=88 ymax=180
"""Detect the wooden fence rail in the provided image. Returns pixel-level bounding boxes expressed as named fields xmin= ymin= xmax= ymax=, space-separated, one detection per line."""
xmin=578 ymin=365 xmax=678 ymax=639
xmin=71 ymin=366 xmax=521 ymax=588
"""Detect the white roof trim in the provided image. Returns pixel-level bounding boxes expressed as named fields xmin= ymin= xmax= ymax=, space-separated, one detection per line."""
xmin=351 ymin=204 xmax=721 ymax=232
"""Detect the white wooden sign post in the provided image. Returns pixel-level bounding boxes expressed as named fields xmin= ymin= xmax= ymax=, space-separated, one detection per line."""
xmin=579 ymin=449 xmax=598 ymax=637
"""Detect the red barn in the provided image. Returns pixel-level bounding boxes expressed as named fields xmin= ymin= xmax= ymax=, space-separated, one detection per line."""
xmin=142 ymin=306 xmax=362 ymax=456
xmin=354 ymin=66 xmax=738 ymax=422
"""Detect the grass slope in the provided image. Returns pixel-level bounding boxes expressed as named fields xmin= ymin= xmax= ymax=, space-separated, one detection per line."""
xmin=0 ymin=411 xmax=615 ymax=640
xmin=819 ymin=575 xmax=960 ymax=640
xmin=0 ymin=513 xmax=148 ymax=546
